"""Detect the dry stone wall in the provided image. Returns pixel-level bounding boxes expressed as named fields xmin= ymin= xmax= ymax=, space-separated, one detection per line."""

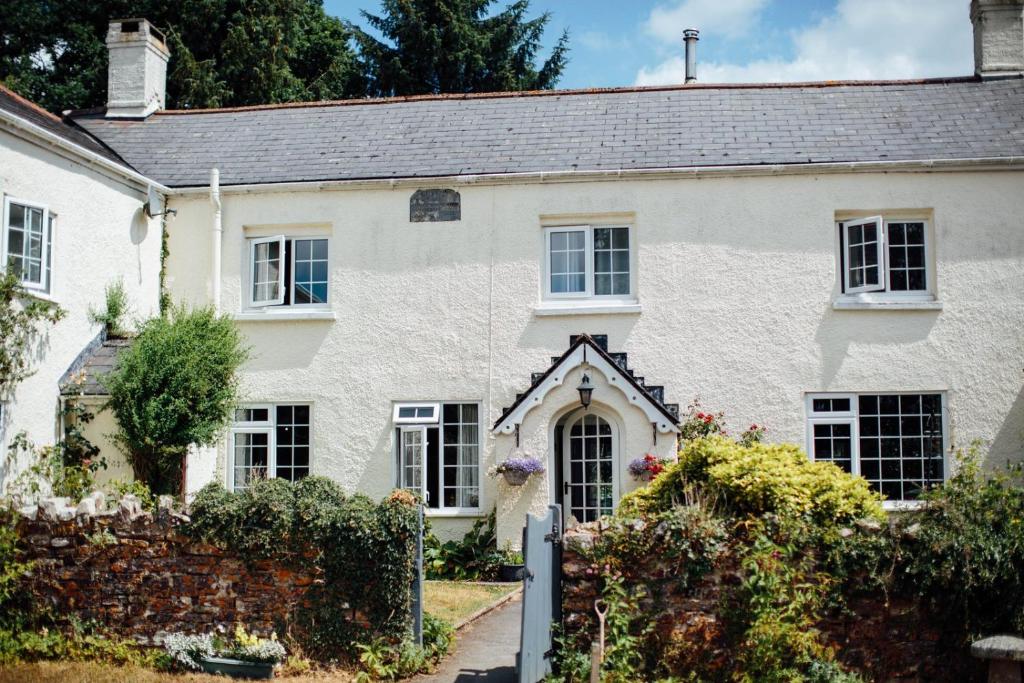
xmin=561 ymin=524 xmax=982 ymax=683
xmin=15 ymin=492 xmax=319 ymax=645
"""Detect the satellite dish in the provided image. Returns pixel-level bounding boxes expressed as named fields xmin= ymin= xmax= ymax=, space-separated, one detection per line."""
xmin=143 ymin=186 xmax=176 ymax=219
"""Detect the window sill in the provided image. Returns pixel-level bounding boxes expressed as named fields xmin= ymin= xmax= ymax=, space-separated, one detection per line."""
xmin=534 ymin=301 xmax=641 ymax=317
xmin=18 ymin=288 xmax=58 ymax=305
xmin=883 ymin=500 xmax=926 ymax=512
xmin=425 ymin=508 xmax=484 ymax=518
xmin=231 ymin=309 xmax=336 ymax=322
xmin=832 ymin=296 xmax=942 ymax=311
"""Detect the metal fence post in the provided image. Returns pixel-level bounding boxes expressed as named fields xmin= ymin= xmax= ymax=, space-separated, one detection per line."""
xmin=412 ymin=503 xmax=424 ymax=647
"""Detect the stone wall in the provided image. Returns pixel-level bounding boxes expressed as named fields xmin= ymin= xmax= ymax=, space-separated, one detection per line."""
xmin=561 ymin=524 xmax=984 ymax=683
xmin=15 ymin=493 xmax=319 ymax=645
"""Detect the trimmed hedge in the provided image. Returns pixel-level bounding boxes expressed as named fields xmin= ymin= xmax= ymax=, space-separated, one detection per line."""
xmin=187 ymin=477 xmax=419 ymax=657
xmin=619 ymin=436 xmax=885 ymax=524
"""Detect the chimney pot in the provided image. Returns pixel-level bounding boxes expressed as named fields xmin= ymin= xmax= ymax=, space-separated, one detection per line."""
xmin=971 ymin=0 xmax=1024 ymax=78
xmin=105 ymin=18 xmax=170 ymax=118
xmin=683 ymin=28 xmax=699 ymax=83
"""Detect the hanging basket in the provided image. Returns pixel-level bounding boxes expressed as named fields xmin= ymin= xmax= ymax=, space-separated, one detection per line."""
xmin=502 ymin=470 xmax=530 ymax=486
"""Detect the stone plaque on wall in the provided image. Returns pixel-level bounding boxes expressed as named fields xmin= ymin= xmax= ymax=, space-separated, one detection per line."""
xmin=410 ymin=188 xmax=461 ymax=222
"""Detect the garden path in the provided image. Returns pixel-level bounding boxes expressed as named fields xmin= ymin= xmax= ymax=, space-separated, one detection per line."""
xmin=416 ymin=593 xmax=522 ymax=683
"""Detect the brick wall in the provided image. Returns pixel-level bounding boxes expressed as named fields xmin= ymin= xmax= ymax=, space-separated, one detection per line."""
xmin=15 ymin=493 xmax=319 ymax=645
xmin=561 ymin=524 xmax=983 ymax=682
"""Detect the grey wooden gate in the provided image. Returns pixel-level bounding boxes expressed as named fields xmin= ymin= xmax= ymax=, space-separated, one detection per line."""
xmin=517 ymin=504 xmax=562 ymax=683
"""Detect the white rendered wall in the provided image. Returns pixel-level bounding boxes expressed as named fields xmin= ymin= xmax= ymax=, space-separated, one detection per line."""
xmin=164 ymin=169 xmax=1024 ymax=545
xmin=0 ymin=130 xmax=162 ymax=493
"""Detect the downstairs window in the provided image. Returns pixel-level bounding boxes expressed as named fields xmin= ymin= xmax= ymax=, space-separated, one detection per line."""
xmin=806 ymin=393 xmax=945 ymax=502
xmin=394 ymin=402 xmax=480 ymax=511
xmin=230 ymin=404 xmax=311 ymax=490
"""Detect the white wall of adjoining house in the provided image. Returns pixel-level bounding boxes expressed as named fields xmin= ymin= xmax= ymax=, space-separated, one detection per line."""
xmin=0 ymin=130 xmax=162 ymax=492
xmin=75 ymin=401 xmax=134 ymax=487
xmin=164 ymin=169 xmax=1024 ymax=546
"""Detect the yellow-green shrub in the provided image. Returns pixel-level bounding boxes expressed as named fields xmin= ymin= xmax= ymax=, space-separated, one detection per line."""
xmin=619 ymin=436 xmax=884 ymax=524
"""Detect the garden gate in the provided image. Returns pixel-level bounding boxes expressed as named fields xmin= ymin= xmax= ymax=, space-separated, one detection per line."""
xmin=517 ymin=504 xmax=562 ymax=683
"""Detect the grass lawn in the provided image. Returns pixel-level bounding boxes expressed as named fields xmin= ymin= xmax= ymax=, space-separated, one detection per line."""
xmin=423 ymin=580 xmax=520 ymax=626
xmin=0 ymin=662 xmax=357 ymax=682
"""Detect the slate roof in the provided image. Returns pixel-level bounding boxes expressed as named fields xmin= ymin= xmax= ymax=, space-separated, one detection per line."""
xmin=59 ymin=336 xmax=133 ymax=396
xmin=68 ymin=77 xmax=1024 ymax=188
xmin=0 ymin=84 xmax=131 ymax=168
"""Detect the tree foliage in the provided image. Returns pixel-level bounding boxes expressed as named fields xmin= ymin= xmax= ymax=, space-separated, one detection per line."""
xmin=0 ymin=0 xmax=364 ymax=111
xmin=0 ymin=270 xmax=64 ymax=399
xmin=0 ymin=0 xmax=568 ymax=111
xmin=102 ymin=305 xmax=248 ymax=495
xmin=351 ymin=0 xmax=568 ymax=97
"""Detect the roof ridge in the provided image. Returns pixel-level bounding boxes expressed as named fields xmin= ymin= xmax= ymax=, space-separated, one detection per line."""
xmin=68 ymin=75 xmax=984 ymax=118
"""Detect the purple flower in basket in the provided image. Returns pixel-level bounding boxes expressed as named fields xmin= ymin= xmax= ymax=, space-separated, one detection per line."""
xmin=628 ymin=457 xmax=650 ymax=478
xmin=495 ymin=457 xmax=545 ymax=475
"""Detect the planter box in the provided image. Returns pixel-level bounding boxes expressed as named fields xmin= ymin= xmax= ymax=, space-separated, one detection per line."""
xmin=199 ymin=656 xmax=276 ymax=680
xmin=499 ymin=563 xmax=525 ymax=582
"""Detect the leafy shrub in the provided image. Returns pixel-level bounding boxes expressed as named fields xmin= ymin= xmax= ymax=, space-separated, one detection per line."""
xmin=621 ymin=436 xmax=884 ymax=525
xmin=0 ymin=516 xmax=31 ymax=630
xmin=103 ymin=479 xmax=157 ymax=512
xmin=88 ymin=279 xmax=131 ymax=338
xmin=186 ymin=479 xmax=419 ymax=659
xmin=0 ymin=269 xmax=64 ymax=398
xmin=163 ymin=632 xmax=214 ymax=671
xmin=103 ymin=304 xmax=248 ymax=494
xmin=902 ymin=447 xmax=1024 ymax=638
xmin=424 ymin=510 xmax=502 ymax=581
xmin=0 ymin=621 xmax=167 ymax=668
xmin=353 ymin=614 xmax=453 ymax=682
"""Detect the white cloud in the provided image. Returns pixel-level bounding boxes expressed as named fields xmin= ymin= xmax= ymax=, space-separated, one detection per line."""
xmin=577 ymin=30 xmax=631 ymax=52
xmin=645 ymin=0 xmax=770 ymax=43
xmin=635 ymin=0 xmax=974 ymax=85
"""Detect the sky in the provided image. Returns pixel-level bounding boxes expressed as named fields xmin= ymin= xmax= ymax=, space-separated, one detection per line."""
xmin=322 ymin=0 xmax=976 ymax=88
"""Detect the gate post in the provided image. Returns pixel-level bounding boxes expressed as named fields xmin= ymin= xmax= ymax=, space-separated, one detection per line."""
xmin=412 ymin=503 xmax=424 ymax=647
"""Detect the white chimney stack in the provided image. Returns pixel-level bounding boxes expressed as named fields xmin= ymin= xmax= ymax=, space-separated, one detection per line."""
xmin=105 ymin=19 xmax=170 ymax=118
xmin=971 ymin=0 xmax=1024 ymax=78
xmin=683 ymin=29 xmax=699 ymax=83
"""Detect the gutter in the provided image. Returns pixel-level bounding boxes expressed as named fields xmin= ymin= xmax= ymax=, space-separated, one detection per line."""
xmin=166 ymin=156 xmax=1024 ymax=196
xmin=0 ymin=108 xmax=169 ymax=195
xmin=210 ymin=168 xmax=222 ymax=314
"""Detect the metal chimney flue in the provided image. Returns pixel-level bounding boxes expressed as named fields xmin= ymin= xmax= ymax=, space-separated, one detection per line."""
xmin=683 ymin=28 xmax=699 ymax=83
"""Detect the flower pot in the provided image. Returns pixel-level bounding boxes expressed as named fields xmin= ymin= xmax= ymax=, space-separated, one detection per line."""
xmin=502 ymin=470 xmax=529 ymax=486
xmin=499 ymin=563 xmax=525 ymax=582
xmin=199 ymin=656 xmax=276 ymax=680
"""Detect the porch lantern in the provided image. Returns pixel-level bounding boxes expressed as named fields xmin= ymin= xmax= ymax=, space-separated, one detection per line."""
xmin=577 ymin=372 xmax=594 ymax=409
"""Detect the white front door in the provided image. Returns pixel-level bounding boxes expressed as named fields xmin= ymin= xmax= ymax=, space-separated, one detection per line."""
xmin=399 ymin=425 xmax=428 ymax=502
xmin=562 ymin=413 xmax=617 ymax=523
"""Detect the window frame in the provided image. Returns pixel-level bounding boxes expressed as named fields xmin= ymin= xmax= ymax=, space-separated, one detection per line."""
xmin=393 ymin=400 xmax=482 ymax=515
xmin=542 ymin=224 xmax=635 ymax=303
xmin=2 ymin=196 xmax=53 ymax=294
xmin=392 ymin=402 xmax=440 ymax=424
xmin=288 ymin=236 xmax=330 ymax=307
xmin=248 ymin=235 xmax=286 ymax=307
xmin=805 ymin=392 xmax=948 ymax=507
xmin=837 ymin=217 xmax=934 ymax=302
xmin=228 ymin=402 xmax=313 ymax=491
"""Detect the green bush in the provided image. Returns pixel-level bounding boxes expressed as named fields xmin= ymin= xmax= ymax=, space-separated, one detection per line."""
xmin=902 ymin=448 xmax=1024 ymax=638
xmin=187 ymin=480 xmax=419 ymax=659
xmin=103 ymin=304 xmax=248 ymax=494
xmin=620 ymin=436 xmax=885 ymax=525
xmin=0 ymin=516 xmax=32 ymax=631
xmin=0 ymin=620 xmax=169 ymax=668
xmin=423 ymin=510 xmax=502 ymax=581
xmin=87 ymin=279 xmax=131 ymax=338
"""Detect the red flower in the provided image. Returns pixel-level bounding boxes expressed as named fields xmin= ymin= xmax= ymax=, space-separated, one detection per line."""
xmin=644 ymin=454 xmax=657 ymax=462
xmin=749 ymin=424 xmax=758 ymax=431
xmin=703 ymin=414 xmax=714 ymax=423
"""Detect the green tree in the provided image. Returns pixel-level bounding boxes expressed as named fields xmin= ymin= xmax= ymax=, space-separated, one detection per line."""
xmin=350 ymin=0 xmax=569 ymax=97
xmin=0 ymin=0 xmax=363 ymax=112
xmin=102 ymin=305 xmax=248 ymax=495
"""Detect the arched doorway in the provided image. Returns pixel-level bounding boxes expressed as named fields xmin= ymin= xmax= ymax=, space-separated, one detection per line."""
xmin=561 ymin=412 xmax=618 ymax=523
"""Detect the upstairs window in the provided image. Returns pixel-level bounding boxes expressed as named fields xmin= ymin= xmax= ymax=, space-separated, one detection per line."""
xmin=806 ymin=392 xmax=946 ymax=503
xmin=3 ymin=197 xmax=53 ymax=293
xmin=248 ymin=236 xmax=328 ymax=308
xmin=544 ymin=225 xmax=633 ymax=300
xmin=839 ymin=217 xmax=931 ymax=297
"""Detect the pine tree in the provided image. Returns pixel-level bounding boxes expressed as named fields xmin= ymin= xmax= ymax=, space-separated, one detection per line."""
xmin=351 ymin=0 xmax=569 ymax=97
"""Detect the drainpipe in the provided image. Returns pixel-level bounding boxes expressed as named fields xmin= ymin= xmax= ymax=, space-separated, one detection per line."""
xmin=210 ymin=168 xmax=222 ymax=314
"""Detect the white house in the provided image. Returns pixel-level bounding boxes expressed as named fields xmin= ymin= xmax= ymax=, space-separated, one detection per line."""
xmin=0 ymin=81 xmax=163 ymax=491
xmin=2 ymin=2 xmax=1023 ymax=546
